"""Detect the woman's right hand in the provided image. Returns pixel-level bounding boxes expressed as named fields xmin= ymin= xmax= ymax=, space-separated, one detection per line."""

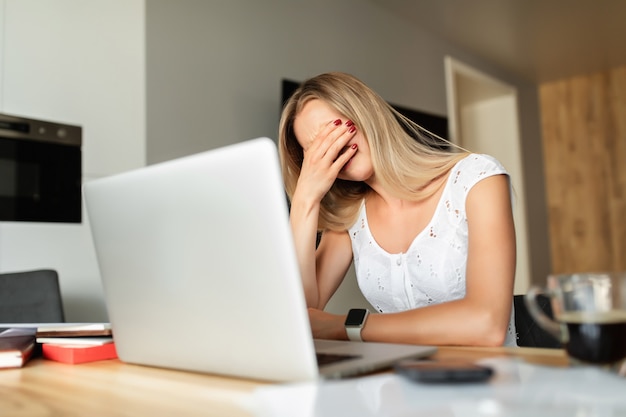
xmin=294 ymin=119 xmax=357 ymax=205
xmin=288 ymin=111 xmax=359 ymax=309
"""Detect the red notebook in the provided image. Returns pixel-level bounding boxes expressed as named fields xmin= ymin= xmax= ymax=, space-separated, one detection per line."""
xmin=42 ymin=342 xmax=118 ymax=364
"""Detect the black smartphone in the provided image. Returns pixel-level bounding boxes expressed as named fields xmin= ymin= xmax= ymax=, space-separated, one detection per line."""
xmin=394 ymin=360 xmax=494 ymax=383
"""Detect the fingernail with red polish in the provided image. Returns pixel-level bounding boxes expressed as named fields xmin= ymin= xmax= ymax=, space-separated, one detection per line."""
xmin=345 ymin=120 xmax=354 ymax=127
xmin=349 ymin=126 xmax=356 ymax=133
xmin=351 ymin=144 xmax=357 ymax=149
xmin=333 ymin=119 xmax=342 ymax=126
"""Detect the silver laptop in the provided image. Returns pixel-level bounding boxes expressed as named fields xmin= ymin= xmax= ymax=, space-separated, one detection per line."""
xmin=84 ymin=137 xmax=435 ymax=382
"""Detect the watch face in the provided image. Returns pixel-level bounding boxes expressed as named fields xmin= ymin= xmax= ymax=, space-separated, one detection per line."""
xmin=345 ymin=309 xmax=368 ymax=326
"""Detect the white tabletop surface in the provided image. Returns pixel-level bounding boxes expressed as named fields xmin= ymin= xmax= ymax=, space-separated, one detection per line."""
xmin=244 ymin=357 xmax=626 ymax=417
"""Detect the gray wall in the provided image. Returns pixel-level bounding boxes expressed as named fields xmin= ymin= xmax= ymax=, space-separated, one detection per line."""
xmin=145 ymin=0 xmax=551 ymax=308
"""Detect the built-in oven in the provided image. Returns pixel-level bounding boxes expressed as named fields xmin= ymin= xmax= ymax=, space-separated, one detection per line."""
xmin=0 ymin=113 xmax=82 ymax=223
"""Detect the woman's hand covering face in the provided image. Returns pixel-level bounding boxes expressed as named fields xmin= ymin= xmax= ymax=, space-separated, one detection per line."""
xmin=293 ymin=100 xmax=358 ymax=203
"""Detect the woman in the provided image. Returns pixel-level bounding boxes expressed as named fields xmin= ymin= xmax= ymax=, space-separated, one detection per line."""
xmin=278 ymin=72 xmax=517 ymax=347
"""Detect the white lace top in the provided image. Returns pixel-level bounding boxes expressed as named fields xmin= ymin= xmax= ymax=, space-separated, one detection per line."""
xmin=347 ymin=154 xmax=517 ymax=346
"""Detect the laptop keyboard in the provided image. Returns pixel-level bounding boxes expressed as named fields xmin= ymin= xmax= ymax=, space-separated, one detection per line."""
xmin=316 ymin=353 xmax=360 ymax=366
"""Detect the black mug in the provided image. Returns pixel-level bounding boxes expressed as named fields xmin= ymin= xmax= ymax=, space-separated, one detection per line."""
xmin=525 ymin=272 xmax=626 ymax=366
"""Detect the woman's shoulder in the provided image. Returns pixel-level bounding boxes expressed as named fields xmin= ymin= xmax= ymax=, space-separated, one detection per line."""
xmin=447 ymin=153 xmax=509 ymax=197
xmin=455 ymin=153 xmax=507 ymax=174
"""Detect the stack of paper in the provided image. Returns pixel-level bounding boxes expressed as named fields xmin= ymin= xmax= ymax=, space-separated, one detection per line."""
xmin=2 ymin=323 xmax=117 ymax=365
xmin=34 ymin=323 xmax=116 ymax=364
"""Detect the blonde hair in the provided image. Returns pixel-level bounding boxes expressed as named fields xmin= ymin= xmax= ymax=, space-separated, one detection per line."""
xmin=278 ymin=72 xmax=469 ymax=232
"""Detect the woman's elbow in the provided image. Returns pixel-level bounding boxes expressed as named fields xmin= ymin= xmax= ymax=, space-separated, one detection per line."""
xmin=480 ymin=328 xmax=507 ymax=347
xmin=471 ymin=310 xmax=509 ymax=347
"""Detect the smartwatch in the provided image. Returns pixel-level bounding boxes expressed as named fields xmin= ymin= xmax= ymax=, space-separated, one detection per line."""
xmin=344 ymin=308 xmax=369 ymax=342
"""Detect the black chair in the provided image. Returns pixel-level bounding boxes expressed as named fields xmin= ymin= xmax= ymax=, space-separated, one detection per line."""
xmin=514 ymin=294 xmax=562 ymax=348
xmin=0 ymin=269 xmax=65 ymax=323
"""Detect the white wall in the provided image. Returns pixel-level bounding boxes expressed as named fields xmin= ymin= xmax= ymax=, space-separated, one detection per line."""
xmin=0 ymin=0 xmax=145 ymax=321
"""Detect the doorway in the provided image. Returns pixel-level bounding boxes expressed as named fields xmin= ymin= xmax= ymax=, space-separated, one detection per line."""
xmin=445 ymin=57 xmax=530 ymax=294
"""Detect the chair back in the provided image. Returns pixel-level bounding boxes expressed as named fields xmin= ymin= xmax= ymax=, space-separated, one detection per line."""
xmin=514 ymin=294 xmax=561 ymax=348
xmin=0 ymin=269 xmax=65 ymax=323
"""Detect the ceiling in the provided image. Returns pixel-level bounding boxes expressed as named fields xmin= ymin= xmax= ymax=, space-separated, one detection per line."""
xmin=371 ymin=0 xmax=626 ymax=83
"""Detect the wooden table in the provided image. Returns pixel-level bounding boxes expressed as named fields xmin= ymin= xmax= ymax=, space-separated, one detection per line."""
xmin=0 ymin=347 xmax=569 ymax=417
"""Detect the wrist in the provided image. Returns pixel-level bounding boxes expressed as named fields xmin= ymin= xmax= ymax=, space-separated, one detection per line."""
xmin=344 ymin=308 xmax=369 ymax=342
xmin=290 ymin=188 xmax=321 ymax=214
